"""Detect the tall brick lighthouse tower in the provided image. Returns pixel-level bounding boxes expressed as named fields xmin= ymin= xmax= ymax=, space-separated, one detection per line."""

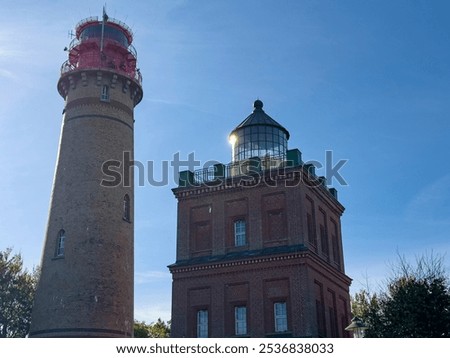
xmin=170 ymin=100 xmax=351 ymax=338
xmin=30 ymin=11 xmax=143 ymax=338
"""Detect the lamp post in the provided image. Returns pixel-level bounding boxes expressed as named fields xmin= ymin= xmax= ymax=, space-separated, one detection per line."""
xmin=345 ymin=316 xmax=368 ymax=338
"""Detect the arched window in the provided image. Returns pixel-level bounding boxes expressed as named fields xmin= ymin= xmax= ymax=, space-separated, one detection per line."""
xmin=123 ymin=194 xmax=131 ymax=222
xmin=56 ymin=230 xmax=65 ymax=257
xmin=100 ymin=85 xmax=109 ymax=101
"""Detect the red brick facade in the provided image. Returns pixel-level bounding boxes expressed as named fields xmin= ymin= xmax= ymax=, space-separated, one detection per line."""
xmin=170 ymin=165 xmax=352 ymax=337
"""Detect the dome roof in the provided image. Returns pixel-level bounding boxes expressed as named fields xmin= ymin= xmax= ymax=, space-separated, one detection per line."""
xmin=230 ymin=100 xmax=290 ymax=139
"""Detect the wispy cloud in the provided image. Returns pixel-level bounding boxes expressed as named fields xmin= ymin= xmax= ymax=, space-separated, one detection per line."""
xmin=405 ymin=173 xmax=450 ymax=223
xmin=0 ymin=30 xmax=28 ymax=61
xmin=145 ymin=97 xmax=182 ymax=105
xmin=0 ymin=68 xmax=15 ymax=80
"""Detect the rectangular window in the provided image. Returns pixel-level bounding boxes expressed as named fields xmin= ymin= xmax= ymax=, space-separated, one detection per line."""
xmin=197 ymin=310 xmax=208 ymax=338
xmin=235 ymin=306 xmax=247 ymax=335
xmin=56 ymin=230 xmax=65 ymax=257
xmin=100 ymin=85 xmax=109 ymax=101
xmin=234 ymin=220 xmax=246 ymax=246
xmin=274 ymin=302 xmax=288 ymax=332
xmin=123 ymin=194 xmax=131 ymax=222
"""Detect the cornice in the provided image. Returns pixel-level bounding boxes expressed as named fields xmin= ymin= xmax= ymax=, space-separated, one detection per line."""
xmin=169 ymin=251 xmax=308 ymax=274
xmin=169 ymin=249 xmax=351 ymax=286
xmin=57 ymin=68 xmax=143 ymax=106
xmin=173 ymin=166 xmax=345 ymax=214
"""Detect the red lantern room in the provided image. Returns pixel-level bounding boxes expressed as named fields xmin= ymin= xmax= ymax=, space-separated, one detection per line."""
xmin=58 ymin=10 xmax=142 ymax=100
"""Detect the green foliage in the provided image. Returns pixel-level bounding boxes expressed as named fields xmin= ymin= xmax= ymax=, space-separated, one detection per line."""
xmin=351 ymin=290 xmax=383 ymax=338
xmin=351 ymin=253 xmax=450 ymax=338
xmin=133 ymin=318 xmax=171 ymax=338
xmin=0 ymin=248 xmax=39 ymax=338
xmin=133 ymin=320 xmax=151 ymax=338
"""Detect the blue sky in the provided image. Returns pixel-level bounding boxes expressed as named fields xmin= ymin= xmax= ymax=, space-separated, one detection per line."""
xmin=1 ymin=0 xmax=449 ymax=323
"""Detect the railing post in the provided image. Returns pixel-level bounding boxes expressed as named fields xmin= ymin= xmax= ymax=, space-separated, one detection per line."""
xmin=178 ymin=170 xmax=195 ymax=187
xmin=287 ymin=149 xmax=302 ymax=167
xmin=214 ymin=163 xmax=225 ymax=180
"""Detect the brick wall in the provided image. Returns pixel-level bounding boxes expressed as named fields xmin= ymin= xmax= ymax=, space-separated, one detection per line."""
xmin=170 ymin=166 xmax=352 ymax=337
xmin=30 ymin=69 xmax=141 ymax=337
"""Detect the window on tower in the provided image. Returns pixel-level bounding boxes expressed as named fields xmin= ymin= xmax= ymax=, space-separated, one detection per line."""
xmin=56 ymin=230 xmax=65 ymax=257
xmin=234 ymin=219 xmax=246 ymax=246
xmin=196 ymin=310 xmax=208 ymax=338
xmin=80 ymin=24 xmax=130 ymax=48
xmin=123 ymin=194 xmax=131 ymax=222
xmin=274 ymin=302 xmax=288 ymax=332
xmin=101 ymin=85 xmax=110 ymax=101
xmin=232 ymin=125 xmax=288 ymax=162
xmin=235 ymin=306 xmax=247 ymax=335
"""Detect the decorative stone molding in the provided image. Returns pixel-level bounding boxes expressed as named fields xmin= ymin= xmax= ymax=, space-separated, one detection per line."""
xmin=111 ymin=74 xmax=118 ymax=89
xmin=96 ymin=71 xmax=102 ymax=86
xmin=81 ymin=72 xmax=87 ymax=86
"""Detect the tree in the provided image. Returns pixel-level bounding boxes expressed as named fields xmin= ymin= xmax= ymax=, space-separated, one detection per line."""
xmin=134 ymin=320 xmax=151 ymax=338
xmin=133 ymin=318 xmax=171 ymax=338
xmin=351 ymin=253 xmax=450 ymax=337
xmin=351 ymin=290 xmax=383 ymax=338
xmin=148 ymin=318 xmax=171 ymax=338
xmin=0 ymin=248 xmax=39 ymax=338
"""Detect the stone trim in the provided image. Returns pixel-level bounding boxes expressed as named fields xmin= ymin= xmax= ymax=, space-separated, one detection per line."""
xmin=65 ymin=114 xmax=133 ymax=131
xmin=170 ymin=252 xmax=308 ymax=274
xmin=173 ymin=168 xmax=344 ymax=214
xmin=66 ymin=97 xmax=133 ymax=116
xmin=29 ymin=327 xmax=132 ymax=337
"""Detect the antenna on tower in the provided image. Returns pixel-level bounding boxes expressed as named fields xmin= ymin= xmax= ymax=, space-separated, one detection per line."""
xmin=100 ymin=5 xmax=108 ymax=52
xmin=68 ymin=30 xmax=75 ymax=38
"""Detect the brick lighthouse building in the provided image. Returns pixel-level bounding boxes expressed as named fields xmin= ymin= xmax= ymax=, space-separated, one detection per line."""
xmin=170 ymin=100 xmax=351 ymax=338
xmin=30 ymin=11 xmax=143 ymax=337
